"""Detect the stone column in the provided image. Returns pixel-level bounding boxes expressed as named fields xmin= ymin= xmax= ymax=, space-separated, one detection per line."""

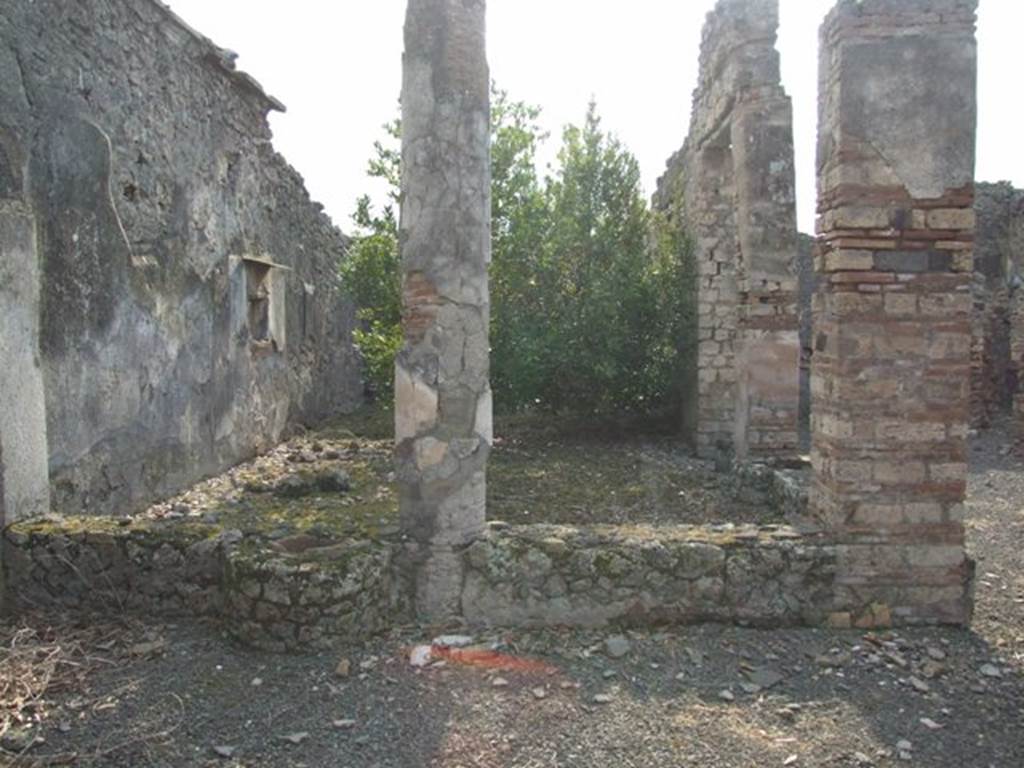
xmin=396 ymin=0 xmax=491 ymax=620
xmin=812 ymin=0 xmax=978 ymax=627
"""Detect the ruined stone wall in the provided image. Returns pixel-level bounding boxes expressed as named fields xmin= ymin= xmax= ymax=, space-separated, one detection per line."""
xmin=3 ymin=521 xmax=394 ymax=652
xmin=461 ymin=523 xmax=834 ymax=628
xmin=1012 ymin=194 xmax=1024 ymax=423
xmin=971 ymin=182 xmax=1024 ymax=428
xmin=1014 ymin=291 xmax=1024 ymax=425
xmin=808 ymin=180 xmax=1023 ymax=435
xmin=0 ymin=195 xmax=51 ymax=526
xmin=0 ymin=0 xmax=362 ymax=522
xmin=655 ymin=0 xmax=799 ymax=462
xmin=812 ymin=0 xmax=977 ymax=627
xmin=4 ymin=516 xmax=837 ymax=648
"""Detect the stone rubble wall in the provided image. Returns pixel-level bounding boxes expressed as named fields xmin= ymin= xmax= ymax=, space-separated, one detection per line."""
xmin=3 ymin=521 xmax=397 ymax=652
xmin=461 ymin=523 xmax=835 ymax=629
xmin=655 ymin=0 xmax=800 ymax=462
xmin=3 ymin=522 xmax=228 ymax=619
xmin=4 ymin=513 xmax=852 ymax=649
xmin=223 ymin=545 xmax=396 ymax=653
xmin=732 ymin=460 xmax=811 ymax=529
xmin=811 ymin=0 xmax=977 ymax=627
xmin=0 ymin=0 xmax=363 ymax=525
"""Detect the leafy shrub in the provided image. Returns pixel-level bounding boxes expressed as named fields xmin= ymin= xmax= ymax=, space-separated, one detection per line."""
xmin=340 ymin=92 xmax=695 ymax=420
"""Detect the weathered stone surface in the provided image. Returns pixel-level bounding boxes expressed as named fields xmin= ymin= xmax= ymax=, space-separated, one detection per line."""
xmin=460 ymin=524 xmax=834 ymax=628
xmin=971 ymin=182 xmax=1024 ymax=429
xmin=1015 ymin=290 xmax=1024 ymax=428
xmin=811 ymin=0 xmax=978 ymax=626
xmin=3 ymin=513 xmax=842 ymax=647
xmin=223 ymin=545 xmax=394 ymax=652
xmin=2 ymin=518 xmax=396 ymax=652
xmin=396 ymin=0 xmax=492 ymax=619
xmin=655 ymin=0 xmax=800 ymax=462
xmin=3 ymin=519 xmax=227 ymax=616
xmin=0 ymin=0 xmax=363 ymax=523
xmin=0 ymin=201 xmax=50 ymax=529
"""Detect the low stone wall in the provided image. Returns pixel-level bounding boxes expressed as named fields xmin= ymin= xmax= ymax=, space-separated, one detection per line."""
xmin=3 ymin=520 xmax=228 ymax=617
xmin=223 ymin=543 xmax=395 ymax=652
xmin=462 ymin=524 xmax=836 ymax=628
xmin=5 ymin=504 xmax=946 ymax=651
xmin=2 ymin=519 xmax=399 ymax=652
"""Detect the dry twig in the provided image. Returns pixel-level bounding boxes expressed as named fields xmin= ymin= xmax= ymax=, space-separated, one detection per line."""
xmin=0 ymin=613 xmax=146 ymax=764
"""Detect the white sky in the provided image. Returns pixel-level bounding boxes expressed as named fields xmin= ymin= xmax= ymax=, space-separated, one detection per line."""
xmin=167 ymin=0 xmax=1022 ymax=235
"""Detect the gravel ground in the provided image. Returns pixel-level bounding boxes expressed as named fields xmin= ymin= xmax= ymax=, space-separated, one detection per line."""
xmin=1 ymin=427 xmax=1022 ymax=768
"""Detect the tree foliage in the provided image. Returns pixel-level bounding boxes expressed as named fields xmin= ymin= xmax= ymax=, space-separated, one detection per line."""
xmin=339 ymin=121 xmax=402 ymax=401
xmin=341 ymin=91 xmax=695 ymax=420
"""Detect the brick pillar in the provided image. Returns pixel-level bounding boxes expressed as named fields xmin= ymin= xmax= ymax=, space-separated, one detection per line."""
xmin=656 ymin=0 xmax=799 ymax=463
xmin=692 ymin=140 xmax=741 ymax=461
xmin=812 ymin=0 xmax=977 ymax=626
xmin=731 ymin=83 xmax=801 ymax=461
xmin=396 ymin=0 xmax=492 ymax=620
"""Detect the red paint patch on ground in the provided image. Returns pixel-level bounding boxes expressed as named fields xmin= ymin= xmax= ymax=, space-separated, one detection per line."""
xmin=431 ymin=646 xmax=558 ymax=674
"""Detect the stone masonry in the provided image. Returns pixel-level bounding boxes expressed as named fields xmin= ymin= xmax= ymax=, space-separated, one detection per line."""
xmin=395 ymin=0 xmax=493 ymax=620
xmin=971 ymin=182 xmax=1024 ymax=428
xmin=656 ymin=0 xmax=800 ymax=463
xmin=4 ymin=516 xmax=836 ymax=650
xmin=1010 ymin=297 xmax=1023 ymax=430
xmin=1015 ymin=294 xmax=1024 ymax=426
xmin=0 ymin=0 xmax=363 ymax=531
xmin=0 ymin=194 xmax=51 ymax=527
xmin=812 ymin=0 xmax=977 ymax=626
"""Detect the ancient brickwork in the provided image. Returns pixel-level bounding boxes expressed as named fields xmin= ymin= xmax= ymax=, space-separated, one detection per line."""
xmin=812 ymin=0 xmax=978 ymax=626
xmin=396 ymin=0 xmax=493 ymax=619
xmin=655 ymin=0 xmax=799 ymax=462
xmin=971 ymin=183 xmax=1024 ymax=428
xmin=0 ymin=0 xmax=363 ymax=525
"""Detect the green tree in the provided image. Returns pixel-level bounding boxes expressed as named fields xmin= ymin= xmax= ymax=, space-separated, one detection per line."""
xmin=342 ymin=92 xmax=552 ymax=405
xmin=488 ymin=88 xmax=551 ymax=410
xmin=535 ymin=101 xmax=668 ymax=415
xmin=648 ymin=172 xmax=699 ymax=427
xmin=339 ymin=120 xmax=402 ymax=400
xmin=341 ymin=94 xmax=695 ymax=421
